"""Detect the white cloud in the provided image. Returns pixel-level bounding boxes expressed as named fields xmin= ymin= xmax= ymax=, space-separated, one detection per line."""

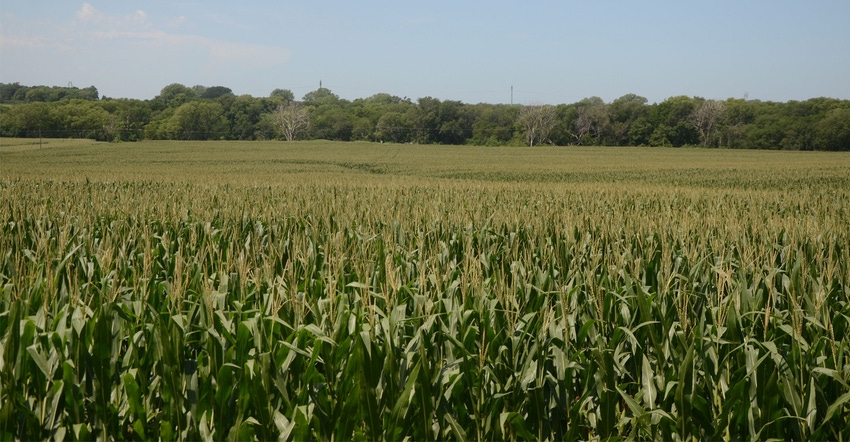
xmin=1 ymin=3 xmax=293 ymax=98
xmin=65 ymin=3 xmax=291 ymax=67
xmin=74 ymin=2 xmax=146 ymax=28
xmin=76 ymin=3 xmax=96 ymax=21
xmin=0 ymin=32 xmax=48 ymax=50
xmin=82 ymin=28 xmax=291 ymax=69
xmin=163 ymin=15 xmax=188 ymax=29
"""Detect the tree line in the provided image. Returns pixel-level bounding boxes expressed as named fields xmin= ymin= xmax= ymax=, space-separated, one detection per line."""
xmin=1 ymin=82 xmax=848 ymax=150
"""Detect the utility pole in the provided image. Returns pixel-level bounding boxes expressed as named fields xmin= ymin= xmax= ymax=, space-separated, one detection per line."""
xmin=511 ymin=85 xmax=513 ymax=105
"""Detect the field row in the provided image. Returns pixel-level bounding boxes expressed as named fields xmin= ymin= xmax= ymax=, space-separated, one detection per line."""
xmin=4 ymin=139 xmax=850 ymax=187
xmin=2 ymin=174 xmax=849 ymax=439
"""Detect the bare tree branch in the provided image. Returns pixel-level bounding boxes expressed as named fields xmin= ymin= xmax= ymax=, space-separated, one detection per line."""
xmin=272 ymin=102 xmax=309 ymax=141
xmin=690 ymin=100 xmax=726 ymax=146
xmin=518 ymin=104 xmax=556 ymax=146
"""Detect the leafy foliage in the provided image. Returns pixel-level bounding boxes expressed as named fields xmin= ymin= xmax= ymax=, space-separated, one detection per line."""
xmin=1 ymin=142 xmax=849 ymax=439
xmin=2 ymin=82 xmax=849 ymax=149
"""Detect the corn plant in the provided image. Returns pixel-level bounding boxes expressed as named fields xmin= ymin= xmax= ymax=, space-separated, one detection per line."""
xmin=1 ymin=143 xmax=849 ymax=440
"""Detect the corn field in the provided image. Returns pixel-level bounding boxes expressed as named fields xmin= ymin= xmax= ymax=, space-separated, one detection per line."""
xmin=1 ymin=141 xmax=849 ymax=440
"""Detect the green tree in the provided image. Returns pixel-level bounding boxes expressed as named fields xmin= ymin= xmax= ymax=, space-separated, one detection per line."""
xmin=270 ymin=88 xmax=295 ymax=102
xmin=191 ymin=85 xmax=208 ymax=97
xmin=168 ymin=101 xmax=228 ymax=140
xmin=0 ymin=82 xmax=24 ymax=102
xmin=4 ymin=102 xmax=60 ymax=137
xmin=650 ymin=96 xmax=699 ymax=146
xmin=349 ymin=114 xmax=376 ymax=141
xmin=364 ymin=93 xmax=406 ymax=106
xmin=308 ymin=104 xmax=353 ymax=140
xmin=572 ymin=97 xmax=609 ymax=145
xmin=433 ymin=100 xmax=474 ymax=145
xmin=609 ymin=94 xmax=649 ymax=145
xmin=302 ymin=88 xmax=341 ymax=106
xmin=744 ymin=109 xmax=786 ymax=149
xmin=24 ymin=87 xmax=52 ymax=102
xmin=648 ymin=125 xmax=673 ymax=146
xmin=720 ymin=98 xmax=754 ymax=148
xmin=414 ymin=97 xmax=441 ymax=143
xmin=200 ymin=86 xmax=234 ymax=100
xmin=471 ymin=104 xmax=519 ymax=146
xmin=154 ymin=83 xmax=198 ymax=110
xmin=375 ymin=111 xmax=414 ymax=143
xmin=227 ymin=95 xmax=266 ymax=140
xmin=72 ymin=86 xmax=99 ymax=101
xmin=58 ymin=99 xmax=110 ymax=139
xmin=548 ymin=104 xmax=577 ymax=145
xmin=104 ymin=99 xmax=152 ymax=141
xmin=814 ymin=107 xmax=850 ymax=151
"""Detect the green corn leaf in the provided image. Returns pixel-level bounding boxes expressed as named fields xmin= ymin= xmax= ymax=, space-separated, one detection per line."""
xmin=642 ymin=354 xmax=657 ymax=410
xmin=444 ymin=412 xmax=468 ymax=441
xmin=618 ymin=385 xmax=646 ymax=421
xmin=499 ymin=412 xmax=534 ymax=440
xmin=823 ymin=391 xmax=850 ymax=423
xmin=26 ymin=344 xmax=51 ymax=379
xmin=45 ymin=380 xmax=64 ymax=430
xmin=389 ymin=361 xmax=421 ymax=436
xmin=122 ymin=371 xmax=146 ymax=419
xmin=806 ymin=377 xmax=817 ymax=433
xmin=676 ymin=342 xmax=695 ymax=438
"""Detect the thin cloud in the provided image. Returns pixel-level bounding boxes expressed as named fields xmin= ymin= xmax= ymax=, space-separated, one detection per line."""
xmin=207 ymin=41 xmax=292 ymax=68
xmin=75 ymin=3 xmax=96 ymax=21
xmin=74 ymin=2 xmax=149 ymax=28
xmin=163 ymin=15 xmax=188 ymax=29
xmin=0 ymin=32 xmax=48 ymax=50
xmin=84 ymin=28 xmax=291 ymax=69
xmin=70 ymin=3 xmax=291 ymax=67
xmin=5 ymin=3 xmax=291 ymax=67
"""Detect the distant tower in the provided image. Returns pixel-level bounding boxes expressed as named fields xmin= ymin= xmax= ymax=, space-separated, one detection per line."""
xmin=744 ymin=91 xmax=749 ymax=101
xmin=320 ymin=80 xmax=323 ymax=89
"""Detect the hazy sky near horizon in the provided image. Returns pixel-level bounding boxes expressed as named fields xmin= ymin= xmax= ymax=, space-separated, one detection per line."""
xmin=1 ymin=1 xmax=848 ymax=104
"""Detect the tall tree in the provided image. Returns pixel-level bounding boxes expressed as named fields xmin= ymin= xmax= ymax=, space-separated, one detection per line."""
xmin=609 ymin=94 xmax=649 ymax=145
xmin=200 ymin=86 xmax=234 ymax=100
xmin=471 ymin=104 xmax=519 ymax=146
xmin=573 ymin=97 xmax=609 ymax=145
xmin=271 ymin=101 xmax=309 ymax=141
xmin=517 ymin=104 xmax=556 ymax=146
xmin=376 ymin=111 xmax=414 ymax=143
xmin=168 ymin=101 xmax=228 ymax=140
xmin=814 ymin=107 xmax=850 ymax=151
xmin=414 ymin=97 xmax=442 ymax=143
xmin=308 ymin=105 xmax=354 ymax=140
xmin=651 ymin=96 xmax=699 ymax=146
xmin=689 ymin=99 xmax=726 ymax=146
xmin=270 ymin=88 xmax=295 ymax=102
xmin=228 ymin=95 xmax=266 ymax=140
xmin=0 ymin=102 xmax=58 ymax=137
xmin=435 ymin=100 xmax=475 ymax=145
xmin=155 ymin=84 xmax=197 ymax=110
xmin=302 ymin=88 xmax=340 ymax=106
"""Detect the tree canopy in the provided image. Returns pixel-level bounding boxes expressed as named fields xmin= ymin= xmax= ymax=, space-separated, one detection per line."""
xmin=1 ymin=82 xmax=848 ymax=150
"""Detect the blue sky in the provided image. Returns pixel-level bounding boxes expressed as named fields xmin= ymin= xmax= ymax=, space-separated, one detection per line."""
xmin=1 ymin=1 xmax=849 ymax=104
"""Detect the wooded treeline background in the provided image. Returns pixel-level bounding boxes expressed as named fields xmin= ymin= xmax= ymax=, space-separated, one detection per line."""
xmin=1 ymin=82 xmax=848 ymax=150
